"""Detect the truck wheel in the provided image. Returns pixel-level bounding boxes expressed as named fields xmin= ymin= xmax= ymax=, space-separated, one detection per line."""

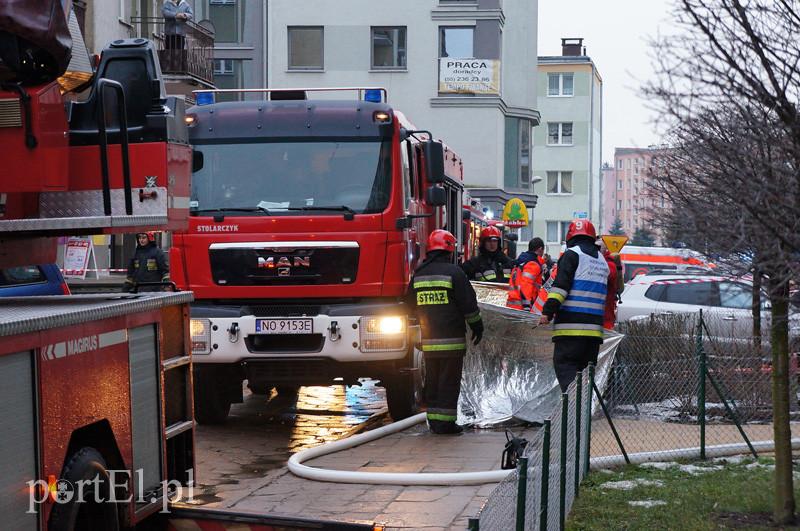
xmin=247 ymin=382 xmax=271 ymax=395
xmin=384 ymin=369 xmax=422 ymax=421
xmin=276 ymin=385 xmax=301 ymax=396
xmin=194 ymin=371 xmax=232 ymax=424
xmin=48 ymin=447 xmax=120 ymax=531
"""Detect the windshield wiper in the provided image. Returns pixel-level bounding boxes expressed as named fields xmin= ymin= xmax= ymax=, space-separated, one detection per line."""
xmin=190 ymin=206 xmax=271 ymax=221
xmin=283 ymin=205 xmax=357 ymax=220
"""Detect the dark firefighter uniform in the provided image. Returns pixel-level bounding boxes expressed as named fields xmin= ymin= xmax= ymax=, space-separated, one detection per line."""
xmin=541 ymin=220 xmax=609 ymax=391
xmin=125 ymin=233 xmax=170 ymax=292
xmin=461 ymin=226 xmax=515 ymax=283
xmin=410 ymin=230 xmax=483 ymax=434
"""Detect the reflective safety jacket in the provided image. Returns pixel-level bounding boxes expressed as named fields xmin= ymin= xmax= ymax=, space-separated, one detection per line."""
xmin=461 ymin=251 xmax=515 ymax=284
xmin=506 ymin=254 xmax=544 ymax=312
xmin=542 ymin=240 xmax=609 ymax=342
xmin=410 ymin=254 xmax=482 ymax=356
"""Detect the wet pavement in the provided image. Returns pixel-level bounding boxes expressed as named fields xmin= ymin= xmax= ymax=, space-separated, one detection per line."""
xmin=193 ymin=379 xmax=389 ymax=505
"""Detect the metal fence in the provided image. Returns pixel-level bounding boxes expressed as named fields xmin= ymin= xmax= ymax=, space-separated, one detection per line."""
xmin=592 ymin=310 xmax=800 ymax=466
xmin=129 ymin=17 xmax=214 ymax=84
xmin=469 ymin=309 xmax=798 ymax=530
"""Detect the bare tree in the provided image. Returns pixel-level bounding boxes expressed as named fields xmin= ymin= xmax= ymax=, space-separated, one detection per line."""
xmin=645 ymin=0 xmax=800 ymax=523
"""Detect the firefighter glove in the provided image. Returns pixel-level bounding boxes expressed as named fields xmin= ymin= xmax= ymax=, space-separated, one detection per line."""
xmin=470 ymin=320 xmax=484 ymax=345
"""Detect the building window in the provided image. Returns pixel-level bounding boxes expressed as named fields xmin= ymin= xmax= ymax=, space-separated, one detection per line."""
xmin=213 ymin=59 xmax=234 ymax=75
xmin=547 ymin=73 xmax=574 ymax=97
xmin=209 ymin=0 xmax=239 ymax=42
xmin=371 ymin=27 xmax=407 ymax=69
xmin=547 ymin=122 xmax=573 ymax=145
xmin=439 ymin=27 xmax=474 ymax=58
xmin=288 ymin=26 xmax=324 ymax=70
xmin=546 ymin=221 xmax=573 ymax=244
xmin=546 ymin=171 xmax=573 ymax=195
xmin=617 ymin=179 xmax=623 ymax=190
xmin=519 ymin=122 xmax=531 ymax=188
xmin=617 ymin=159 xmax=623 ymax=169
xmin=210 ymin=0 xmax=235 ymax=4
xmin=617 ymin=200 xmax=622 ymax=209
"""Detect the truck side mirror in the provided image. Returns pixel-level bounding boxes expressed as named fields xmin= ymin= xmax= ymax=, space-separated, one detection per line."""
xmin=192 ymin=150 xmax=204 ymax=172
xmin=426 ymin=185 xmax=447 ymax=206
xmin=462 ymin=209 xmax=471 ymax=221
xmin=423 ymin=141 xmax=445 ymax=184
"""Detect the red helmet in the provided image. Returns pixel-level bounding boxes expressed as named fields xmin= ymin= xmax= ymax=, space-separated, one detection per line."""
xmin=479 ymin=226 xmax=502 ymax=242
xmin=137 ymin=231 xmax=156 ymax=243
xmin=428 ymin=229 xmax=457 ymax=253
xmin=565 ymin=219 xmax=596 ymax=241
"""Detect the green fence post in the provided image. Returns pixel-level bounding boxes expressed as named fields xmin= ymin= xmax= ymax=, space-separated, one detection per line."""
xmin=698 ymin=309 xmax=706 ymax=460
xmin=560 ymin=392 xmax=568 ymax=531
xmin=540 ymin=419 xmax=551 ymax=531
xmin=707 ymin=370 xmax=759 ymax=459
xmin=468 ymin=517 xmax=480 ymax=530
xmin=574 ymin=370 xmax=583 ymax=497
xmin=515 ymin=456 xmax=528 ymax=531
xmin=585 ymin=364 xmax=595 ymax=476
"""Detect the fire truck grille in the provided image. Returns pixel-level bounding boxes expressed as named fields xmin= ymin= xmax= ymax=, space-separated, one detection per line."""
xmin=0 ymin=98 xmax=22 ymax=128
xmin=245 ymin=333 xmax=325 ymax=353
xmin=210 ymin=246 xmax=359 ymax=286
xmin=241 ymin=305 xmax=321 ymax=317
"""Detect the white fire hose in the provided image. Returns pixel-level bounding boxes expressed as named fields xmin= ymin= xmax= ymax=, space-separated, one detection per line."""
xmin=288 ymin=412 xmax=513 ymax=486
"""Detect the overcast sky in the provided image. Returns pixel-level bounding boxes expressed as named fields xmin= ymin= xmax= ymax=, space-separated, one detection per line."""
xmin=538 ymin=0 xmax=674 ymax=162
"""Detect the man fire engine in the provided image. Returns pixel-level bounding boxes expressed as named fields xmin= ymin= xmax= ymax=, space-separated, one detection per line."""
xmin=173 ymin=87 xmax=465 ymax=423
xmin=461 ymin=226 xmax=516 ymax=283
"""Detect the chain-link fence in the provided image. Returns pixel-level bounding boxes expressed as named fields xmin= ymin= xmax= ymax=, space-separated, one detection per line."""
xmin=470 ymin=309 xmax=799 ymax=530
xmin=592 ymin=310 xmax=800 ymax=466
xmin=471 ymin=370 xmax=593 ymax=531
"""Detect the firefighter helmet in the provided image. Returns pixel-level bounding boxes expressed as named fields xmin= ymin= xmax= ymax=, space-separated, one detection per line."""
xmin=137 ymin=231 xmax=157 ymax=243
xmin=428 ymin=229 xmax=457 ymax=253
xmin=479 ymin=226 xmax=502 ymax=242
xmin=565 ymin=219 xmax=596 ymax=241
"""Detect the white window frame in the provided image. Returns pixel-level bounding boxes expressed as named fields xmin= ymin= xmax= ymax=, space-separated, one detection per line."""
xmin=547 ymin=72 xmax=574 ymax=97
xmin=546 ymin=122 xmax=573 ymax=146
xmin=210 ymin=0 xmax=235 ymax=4
xmin=213 ymin=59 xmax=234 ymax=75
xmin=546 ymin=220 xmax=572 ymax=244
xmin=546 ymin=171 xmax=573 ymax=195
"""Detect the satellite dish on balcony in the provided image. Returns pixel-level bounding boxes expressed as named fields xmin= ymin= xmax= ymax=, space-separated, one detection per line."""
xmin=197 ymin=19 xmax=215 ymax=36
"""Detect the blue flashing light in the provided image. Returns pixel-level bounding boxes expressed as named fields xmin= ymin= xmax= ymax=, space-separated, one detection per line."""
xmin=196 ymin=92 xmax=215 ymax=106
xmin=364 ymin=89 xmax=382 ymax=103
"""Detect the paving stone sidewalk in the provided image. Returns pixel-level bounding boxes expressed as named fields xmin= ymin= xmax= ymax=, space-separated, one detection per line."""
xmin=196 ymin=419 xmax=538 ymax=530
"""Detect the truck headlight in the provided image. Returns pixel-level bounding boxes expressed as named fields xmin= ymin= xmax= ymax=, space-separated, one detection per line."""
xmin=190 ymin=318 xmax=211 ymax=354
xmin=359 ymin=316 xmax=407 ymax=352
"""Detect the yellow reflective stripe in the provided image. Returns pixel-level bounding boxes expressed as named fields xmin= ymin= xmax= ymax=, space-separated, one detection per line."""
xmin=427 ymin=412 xmax=457 ymax=421
xmin=413 ymin=280 xmax=453 ymax=289
xmin=552 ymin=329 xmax=604 ymax=338
xmin=421 ymin=343 xmax=467 ymax=351
xmin=465 ymin=312 xmax=482 ymax=324
xmin=548 ymin=292 xmax=566 ymax=303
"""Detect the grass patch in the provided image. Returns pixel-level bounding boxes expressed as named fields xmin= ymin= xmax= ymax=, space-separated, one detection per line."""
xmin=567 ymin=457 xmax=800 ymax=530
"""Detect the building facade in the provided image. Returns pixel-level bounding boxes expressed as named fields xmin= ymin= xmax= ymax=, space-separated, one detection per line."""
xmin=531 ymin=39 xmax=603 ymax=256
xmin=264 ymin=0 xmax=540 ymax=233
xmin=602 ymin=146 xmax=666 ymax=243
xmin=600 ymin=162 xmax=615 ymax=234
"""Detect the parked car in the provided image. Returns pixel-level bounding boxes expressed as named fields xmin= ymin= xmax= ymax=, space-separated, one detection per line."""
xmin=0 ymin=264 xmax=70 ymax=296
xmin=617 ymin=273 xmax=800 ymax=340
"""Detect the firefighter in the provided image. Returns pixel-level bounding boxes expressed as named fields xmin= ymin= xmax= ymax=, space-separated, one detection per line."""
xmin=539 ymin=220 xmax=609 ymax=391
xmin=461 ymin=226 xmax=516 ymax=283
xmin=124 ymin=232 xmax=170 ymax=292
xmin=506 ymin=237 xmax=546 ymax=311
xmin=410 ymin=229 xmax=483 ymax=434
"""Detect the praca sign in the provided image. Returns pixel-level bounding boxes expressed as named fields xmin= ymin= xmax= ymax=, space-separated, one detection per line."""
xmin=501 ymin=198 xmax=529 ymax=228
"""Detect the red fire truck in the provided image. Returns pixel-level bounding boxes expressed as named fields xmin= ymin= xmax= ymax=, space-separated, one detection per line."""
xmin=171 ymin=88 xmax=465 ymax=423
xmin=0 ymin=3 xmax=372 ymax=530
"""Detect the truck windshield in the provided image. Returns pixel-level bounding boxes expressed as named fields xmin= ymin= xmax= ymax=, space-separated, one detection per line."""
xmin=190 ymin=138 xmax=392 ymax=215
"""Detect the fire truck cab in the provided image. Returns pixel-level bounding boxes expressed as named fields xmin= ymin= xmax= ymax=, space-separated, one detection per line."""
xmin=173 ymin=88 xmax=464 ymax=423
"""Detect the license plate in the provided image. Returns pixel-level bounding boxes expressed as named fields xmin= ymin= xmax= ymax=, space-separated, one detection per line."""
xmin=255 ymin=318 xmax=313 ymax=334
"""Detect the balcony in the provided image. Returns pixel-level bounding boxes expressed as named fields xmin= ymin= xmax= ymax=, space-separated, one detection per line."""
xmin=129 ymin=17 xmax=214 ymax=87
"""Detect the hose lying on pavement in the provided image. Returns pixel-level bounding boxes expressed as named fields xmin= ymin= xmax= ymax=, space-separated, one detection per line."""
xmin=288 ymin=412 xmax=513 ymax=485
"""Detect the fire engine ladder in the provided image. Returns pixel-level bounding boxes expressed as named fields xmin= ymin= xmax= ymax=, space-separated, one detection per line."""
xmin=0 ymin=79 xmax=167 ymax=235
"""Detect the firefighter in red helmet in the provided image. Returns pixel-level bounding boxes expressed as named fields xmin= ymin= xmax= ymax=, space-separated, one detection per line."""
xmin=461 ymin=225 xmax=516 ymax=283
xmin=540 ymin=219 xmax=609 ymax=391
xmin=124 ymin=232 xmax=170 ymax=292
xmin=409 ymin=229 xmax=483 ymax=434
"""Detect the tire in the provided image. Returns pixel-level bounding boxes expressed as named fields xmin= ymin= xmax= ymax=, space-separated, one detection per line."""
xmin=384 ymin=351 xmax=424 ymax=421
xmin=194 ymin=371 xmax=232 ymax=424
xmin=275 ymin=385 xmax=301 ymax=396
xmin=48 ymin=447 xmax=120 ymax=531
